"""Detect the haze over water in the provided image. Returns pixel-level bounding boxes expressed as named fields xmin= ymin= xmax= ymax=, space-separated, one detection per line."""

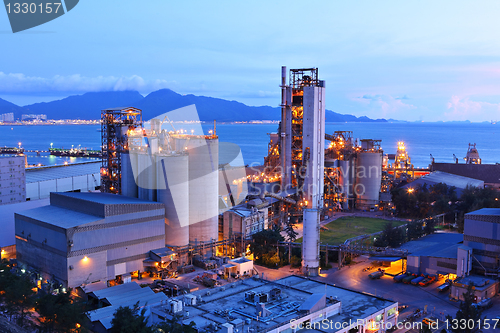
xmin=1 ymin=122 xmax=499 ymax=168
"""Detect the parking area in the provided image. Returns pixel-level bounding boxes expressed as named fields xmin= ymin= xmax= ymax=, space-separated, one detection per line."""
xmin=311 ymin=258 xmax=500 ymax=333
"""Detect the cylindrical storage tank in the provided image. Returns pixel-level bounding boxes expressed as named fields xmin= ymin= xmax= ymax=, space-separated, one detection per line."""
xmin=355 ymin=152 xmax=382 ymax=210
xmin=302 ymin=208 xmax=320 ymax=276
xmin=121 ymin=152 xmax=138 ymax=198
xmin=156 ymin=153 xmax=189 ymax=247
xmin=174 ymin=136 xmax=219 ymax=245
xmin=136 ymin=152 xmax=156 ymax=202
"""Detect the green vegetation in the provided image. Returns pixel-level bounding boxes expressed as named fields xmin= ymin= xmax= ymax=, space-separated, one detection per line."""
xmin=392 ymin=183 xmax=500 ymax=232
xmin=0 ymin=259 xmax=90 ymax=332
xmin=296 ymin=217 xmax=408 ymax=245
xmin=250 ymin=229 xmax=286 ymax=267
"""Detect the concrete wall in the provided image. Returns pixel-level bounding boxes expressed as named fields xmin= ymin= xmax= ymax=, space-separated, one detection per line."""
xmin=407 ymin=255 xmax=457 ymax=275
xmin=0 ymin=155 xmax=26 ymax=205
xmin=68 ymin=252 xmax=107 ymax=287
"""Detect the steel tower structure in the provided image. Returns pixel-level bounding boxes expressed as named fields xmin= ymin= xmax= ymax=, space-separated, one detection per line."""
xmin=100 ymin=107 xmax=142 ymax=194
xmin=280 ymin=67 xmax=325 ymax=276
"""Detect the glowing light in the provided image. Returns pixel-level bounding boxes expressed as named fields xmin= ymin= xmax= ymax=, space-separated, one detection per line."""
xmin=83 ymin=256 xmax=89 ymax=262
xmin=407 ymin=188 xmax=414 ymax=194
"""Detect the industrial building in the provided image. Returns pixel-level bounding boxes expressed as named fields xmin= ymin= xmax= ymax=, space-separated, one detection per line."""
xmin=222 ymin=200 xmax=269 ymax=241
xmin=431 ymin=162 xmax=500 ymax=190
xmin=149 ymin=275 xmax=398 ymax=333
xmin=402 ymin=233 xmax=464 ymax=277
xmin=401 ymin=170 xmax=484 ymax=196
xmin=26 ymin=161 xmax=101 ymax=200
xmin=278 ymin=67 xmax=326 ymax=276
xmin=99 ymin=106 xmax=248 ymax=263
xmin=15 ymin=192 xmax=165 ymax=288
xmin=463 ymin=208 xmax=500 ymax=276
xmin=0 ymin=198 xmax=49 ymax=258
xmin=0 ymin=154 xmax=26 ymax=205
xmin=430 ymin=142 xmax=500 ymax=190
xmin=450 ymin=275 xmax=499 ymax=303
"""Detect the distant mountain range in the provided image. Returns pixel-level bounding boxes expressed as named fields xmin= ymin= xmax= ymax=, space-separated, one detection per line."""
xmin=0 ymin=89 xmax=388 ymax=123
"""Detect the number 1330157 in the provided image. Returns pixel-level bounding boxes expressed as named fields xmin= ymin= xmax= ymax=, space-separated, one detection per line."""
xmin=444 ymin=318 xmax=499 ymax=330
xmin=6 ymin=2 xmax=62 ymax=14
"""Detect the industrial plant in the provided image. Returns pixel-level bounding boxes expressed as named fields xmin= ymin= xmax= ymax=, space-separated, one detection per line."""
xmin=2 ymin=66 xmax=500 ymax=333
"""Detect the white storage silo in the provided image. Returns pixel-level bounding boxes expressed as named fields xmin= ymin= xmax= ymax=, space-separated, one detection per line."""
xmin=156 ymin=153 xmax=190 ymax=247
xmin=136 ymin=152 xmax=157 ymax=202
xmin=121 ymin=152 xmax=138 ymax=198
xmin=355 ymin=152 xmax=382 ymax=209
xmin=174 ymin=136 xmax=219 ymax=245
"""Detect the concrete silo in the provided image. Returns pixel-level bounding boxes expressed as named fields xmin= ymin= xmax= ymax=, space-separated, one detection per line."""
xmin=136 ymin=152 xmax=156 ymax=202
xmin=173 ymin=136 xmax=219 ymax=246
xmin=355 ymin=140 xmax=383 ymax=210
xmin=156 ymin=153 xmax=190 ymax=247
xmin=121 ymin=152 xmax=138 ymax=198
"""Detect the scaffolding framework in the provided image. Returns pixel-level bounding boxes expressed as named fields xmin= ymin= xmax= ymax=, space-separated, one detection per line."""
xmin=289 ymin=68 xmax=320 ymax=188
xmin=101 ymin=107 xmax=142 ymax=194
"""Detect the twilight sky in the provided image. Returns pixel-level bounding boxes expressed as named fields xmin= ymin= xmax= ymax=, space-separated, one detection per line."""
xmin=2 ymin=0 xmax=500 ymax=121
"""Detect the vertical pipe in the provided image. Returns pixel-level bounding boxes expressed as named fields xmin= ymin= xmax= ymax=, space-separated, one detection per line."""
xmin=280 ymin=66 xmax=288 ymax=190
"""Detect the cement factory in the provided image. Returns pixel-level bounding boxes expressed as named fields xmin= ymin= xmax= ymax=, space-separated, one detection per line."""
xmin=93 ymin=67 xmax=403 ymax=278
xmin=4 ymin=66 xmax=500 ymax=333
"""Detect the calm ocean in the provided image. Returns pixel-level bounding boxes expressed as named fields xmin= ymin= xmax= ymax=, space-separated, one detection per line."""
xmin=1 ymin=122 xmax=499 ymax=168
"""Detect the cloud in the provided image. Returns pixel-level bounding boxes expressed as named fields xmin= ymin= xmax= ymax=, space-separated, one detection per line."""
xmin=0 ymin=72 xmax=175 ymax=95
xmin=445 ymin=95 xmax=500 ymax=121
xmin=354 ymin=94 xmax=416 ymax=116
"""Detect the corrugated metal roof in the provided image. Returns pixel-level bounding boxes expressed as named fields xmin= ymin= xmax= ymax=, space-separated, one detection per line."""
xmin=400 ymin=233 xmax=463 ymax=259
xmin=26 ymin=162 xmax=100 ymax=183
xmin=432 ymin=163 xmax=500 ymax=184
xmin=87 ymin=282 xmax=167 ymax=329
xmin=57 ymin=192 xmax=160 ymax=206
xmin=90 ymin=282 xmax=141 ymax=299
xmin=17 ymin=205 xmax=102 ymax=229
xmin=403 ymin=171 xmax=483 ymax=196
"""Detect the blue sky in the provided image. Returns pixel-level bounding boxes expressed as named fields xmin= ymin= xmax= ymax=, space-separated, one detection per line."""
xmin=2 ymin=0 xmax=500 ymax=121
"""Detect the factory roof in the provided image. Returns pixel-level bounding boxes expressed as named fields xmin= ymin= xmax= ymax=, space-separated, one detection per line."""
xmin=298 ymin=293 xmax=326 ymax=312
xmin=230 ymin=257 xmax=251 ymax=264
xmin=52 ymin=191 xmax=160 ymax=206
xmin=153 ymin=275 xmax=396 ymax=332
xmin=403 ymin=171 xmax=483 ymax=195
xmin=15 ymin=192 xmax=164 ymax=230
xmin=49 ymin=192 xmax=164 ymax=217
xmin=0 ymin=198 xmax=50 ymax=247
xmin=150 ymin=247 xmax=176 ymax=261
xmin=399 ymin=233 xmax=463 ymax=259
xmin=431 ymin=162 xmax=500 ymax=184
xmin=87 ymin=282 xmax=167 ymax=330
xmin=465 ymin=208 xmax=500 ymax=216
xmin=26 ymin=161 xmax=100 ymax=183
xmin=453 ymin=275 xmax=497 ymax=290
xmin=89 ymin=281 xmax=141 ymax=300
